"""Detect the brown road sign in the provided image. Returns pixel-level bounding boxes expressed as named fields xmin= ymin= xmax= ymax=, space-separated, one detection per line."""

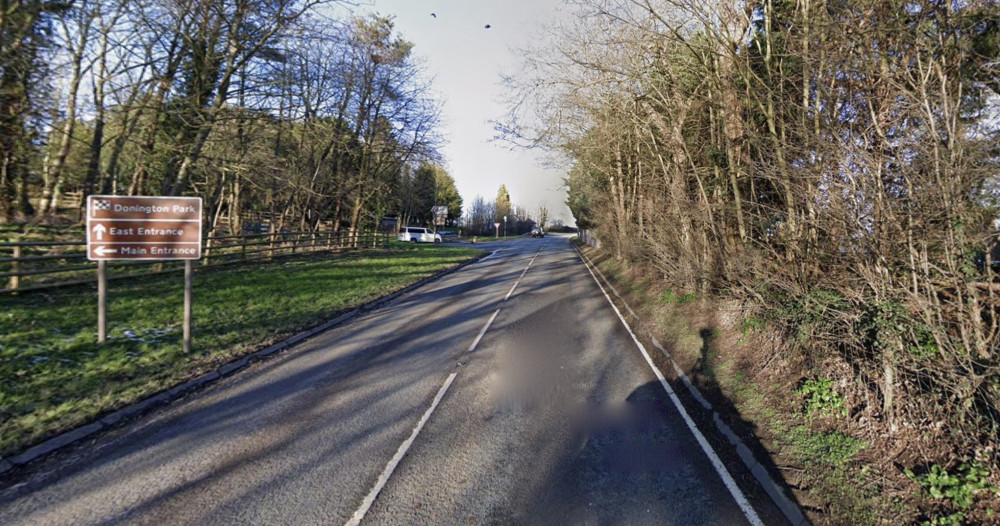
xmin=431 ymin=206 xmax=448 ymax=226
xmin=87 ymin=195 xmax=202 ymax=261
xmin=88 ymin=219 xmax=200 ymax=244
xmin=91 ymin=243 xmax=201 ymax=259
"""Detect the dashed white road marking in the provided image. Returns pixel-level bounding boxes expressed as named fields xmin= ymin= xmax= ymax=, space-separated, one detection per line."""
xmin=503 ymin=246 xmax=543 ymax=301
xmin=471 ymin=245 xmax=545 ymax=353
xmin=346 ymin=372 xmax=458 ymax=526
xmin=349 ymin=243 xmax=549 ymax=524
xmin=468 ymin=309 xmax=501 ymax=352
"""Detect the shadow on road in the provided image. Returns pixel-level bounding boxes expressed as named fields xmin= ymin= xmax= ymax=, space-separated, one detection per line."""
xmin=513 ymin=381 xmax=755 ymax=525
xmin=580 ymin=248 xmax=800 ymax=525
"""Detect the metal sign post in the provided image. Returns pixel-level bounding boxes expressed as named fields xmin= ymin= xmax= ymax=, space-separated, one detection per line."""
xmin=97 ymin=261 xmax=107 ymax=343
xmin=184 ymin=260 xmax=193 ymax=353
xmin=86 ymin=195 xmax=203 ymax=351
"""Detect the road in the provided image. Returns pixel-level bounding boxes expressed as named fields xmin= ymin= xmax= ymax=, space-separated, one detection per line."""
xmin=0 ymin=236 xmax=784 ymax=525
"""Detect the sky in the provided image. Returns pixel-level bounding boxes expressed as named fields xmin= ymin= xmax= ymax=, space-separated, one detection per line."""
xmin=354 ymin=0 xmax=574 ymax=226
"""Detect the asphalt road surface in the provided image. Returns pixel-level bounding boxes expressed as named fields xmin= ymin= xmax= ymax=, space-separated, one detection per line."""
xmin=0 ymin=235 xmax=786 ymax=525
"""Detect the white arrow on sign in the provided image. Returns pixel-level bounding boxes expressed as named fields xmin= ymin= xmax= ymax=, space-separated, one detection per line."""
xmin=92 ymin=223 xmax=106 ymax=240
xmin=93 ymin=246 xmax=117 ymax=256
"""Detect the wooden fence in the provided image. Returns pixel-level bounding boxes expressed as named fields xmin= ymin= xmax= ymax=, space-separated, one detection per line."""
xmin=1 ymin=229 xmax=391 ymax=294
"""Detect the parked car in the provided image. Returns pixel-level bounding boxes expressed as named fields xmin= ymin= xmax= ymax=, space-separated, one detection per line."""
xmin=398 ymin=227 xmax=442 ymax=243
xmin=531 ymin=226 xmax=545 ymax=238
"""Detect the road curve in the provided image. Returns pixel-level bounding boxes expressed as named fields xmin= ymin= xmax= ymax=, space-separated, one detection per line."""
xmin=0 ymin=236 xmax=785 ymax=525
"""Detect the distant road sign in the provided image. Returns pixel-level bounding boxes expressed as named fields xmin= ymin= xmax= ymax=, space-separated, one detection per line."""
xmin=86 ymin=196 xmax=202 ymax=261
xmin=431 ymin=206 xmax=448 ymax=226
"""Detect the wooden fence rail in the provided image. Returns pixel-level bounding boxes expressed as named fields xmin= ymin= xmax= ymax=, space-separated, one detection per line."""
xmin=1 ymin=229 xmax=391 ymax=295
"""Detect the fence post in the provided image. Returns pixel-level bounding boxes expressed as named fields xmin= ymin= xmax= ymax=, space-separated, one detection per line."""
xmin=204 ymin=230 xmax=213 ymax=266
xmin=9 ymin=244 xmax=21 ymax=291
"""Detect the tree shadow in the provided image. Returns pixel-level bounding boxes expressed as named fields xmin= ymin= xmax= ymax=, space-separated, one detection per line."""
xmin=697 ymin=327 xmax=715 ymax=378
xmin=516 ymin=381 xmax=764 ymax=525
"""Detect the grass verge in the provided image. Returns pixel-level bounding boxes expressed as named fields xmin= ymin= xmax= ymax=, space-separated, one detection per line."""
xmin=0 ymin=244 xmax=482 ymax=457
xmin=584 ymin=246 xmax=895 ymax=524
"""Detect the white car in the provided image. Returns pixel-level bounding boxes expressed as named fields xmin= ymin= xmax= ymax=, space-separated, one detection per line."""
xmin=398 ymin=227 xmax=442 ymax=243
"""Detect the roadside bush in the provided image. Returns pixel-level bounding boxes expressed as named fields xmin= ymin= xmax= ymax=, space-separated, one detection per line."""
xmin=905 ymin=463 xmax=999 ymax=511
xmin=796 ymin=377 xmax=847 ymax=420
xmin=769 ymin=287 xmax=850 ymax=351
xmin=527 ymin=0 xmax=1000 ymax=521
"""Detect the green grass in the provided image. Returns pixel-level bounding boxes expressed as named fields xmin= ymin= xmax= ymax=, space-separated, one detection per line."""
xmin=0 ymin=223 xmax=82 ymax=243
xmin=783 ymin=425 xmax=877 ymax=523
xmin=586 ymin=251 xmax=889 ymax=524
xmin=0 ymin=244 xmax=482 ymax=457
xmin=787 ymin=425 xmax=866 ymax=466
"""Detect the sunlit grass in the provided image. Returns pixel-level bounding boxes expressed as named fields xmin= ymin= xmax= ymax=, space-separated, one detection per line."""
xmin=0 ymin=245 xmax=481 ymax=457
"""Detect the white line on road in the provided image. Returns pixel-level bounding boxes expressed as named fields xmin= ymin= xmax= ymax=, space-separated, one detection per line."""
xmin=477 ymin=249 xmax=503 ymax=262
xmin=504 ymin=281 xmax=521 ymax=302
xmin=468 ymin=309 xmax=501 ymax=352
xmin=471 ymin=246 xmax=545 ymax=352
xmin=348 ymin=244 xmax=546 ymax=523
xmin=503 ymin=246 xmax=544 ymax=301
xmin=346 ymin=372 xmax=458 ymax=526
xmin=577 ymin=252 xmax=765 ymax=526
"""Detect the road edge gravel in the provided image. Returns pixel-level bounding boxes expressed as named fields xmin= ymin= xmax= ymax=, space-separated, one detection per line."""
xmin=0 ymin=250 xmax=487 ymax=475
xmin=573 ymin=242 xmax=810 ymax=526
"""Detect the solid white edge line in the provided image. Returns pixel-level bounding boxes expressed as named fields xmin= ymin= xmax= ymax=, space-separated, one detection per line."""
xmin=346 ymin=372 xmax=458 ymax=526
xmin=468 ymin=309 xmax=501 ymax=352
xmin=578 ymin=253 xmax=765 ymax=526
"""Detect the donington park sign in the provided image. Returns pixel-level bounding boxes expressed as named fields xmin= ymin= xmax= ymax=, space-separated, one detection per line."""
xmin=86 ymin=195 xmax=202 ymax=261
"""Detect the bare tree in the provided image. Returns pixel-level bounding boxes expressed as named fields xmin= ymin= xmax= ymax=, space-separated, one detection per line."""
xmin=504 ymin=0 xmax=1000 ymax=519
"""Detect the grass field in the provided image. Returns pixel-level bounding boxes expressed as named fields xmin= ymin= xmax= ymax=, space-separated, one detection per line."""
xmin=0 ymin=223 xmax=82 ymax=243
xmin=0 ymin=244 xmax=482 ymax=457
